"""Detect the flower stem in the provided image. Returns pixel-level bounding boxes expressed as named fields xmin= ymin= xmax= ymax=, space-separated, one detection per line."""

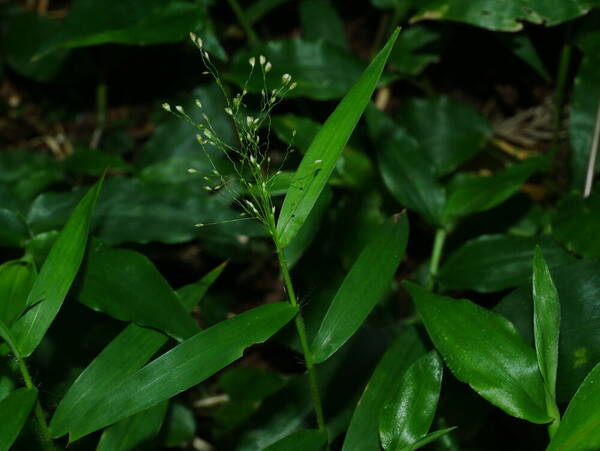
xmin=274 ymin=235 xmax=327 ymax=436
xmin=427 ymin=228 xmax=447 ymax=290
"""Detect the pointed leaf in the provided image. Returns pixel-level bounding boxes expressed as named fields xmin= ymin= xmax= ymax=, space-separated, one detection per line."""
xmin=380 ymin=351 xmax=443 ymax=451
xmin=66 ymin=302 xmax=296 ymax=440
xmin=404 ymin=282 xmax=550 ymax=423
xmin=438 ymin=234 xmax=575 ymax=293
xmin=547 ymin=362 xmax=600 ymax=451
xmin=311 ymin=214 xmax=409 ymax=363
xmin=0 ymin=387 xmax=38 ymax=451
xmin=443 ymin=157 xmax=545 ymax=223
xmin=77 ymin=247 xmax=200 ymax=341
xmin=343 ymin=328 xmax=425 ymax=451
xmin=50 ymin=263 xmax=225 ymax=438
xmin=532 ymin=246 xmax=560 ymax=405
xmin=11 ymin=177 xmax=103 ymax=357
xmin=277 ymin=28 xmax=400 ymax=247
xmin=367 ymin=105 xmax=446 ymax=226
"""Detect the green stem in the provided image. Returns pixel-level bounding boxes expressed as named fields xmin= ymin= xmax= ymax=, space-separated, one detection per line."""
xmin=0 ymin=322 xmax=54 ymax=450
xmin=226 ymin=0 xmax=260 ymax=46
xmin=427 ymin=228 xmax=447 ymax=290
xmin=550 ymin=44 xmax=571 ymax=156
xmin=274 ymin=235 xmax=327 ymax=436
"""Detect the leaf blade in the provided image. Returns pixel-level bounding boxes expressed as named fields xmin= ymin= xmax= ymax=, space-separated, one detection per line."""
xmin=0 ymin=387 xmax=38 ymax=451
xmin=532 ymin=246 xmax=561 ymax=407
xmin=277 ymin=28 xmax=400 ymax=247
xmin=404 ymin=282 xmax=550 ymax=423
xmin=12 ymin=177 xmax=103 ymax=357
xmin=311 ymin=214 xmax=409 ymax=363
xmin=379 ymin=351 xmax=444 ymax=450
xmin=67 ymin=302 xmax=296 ymax=440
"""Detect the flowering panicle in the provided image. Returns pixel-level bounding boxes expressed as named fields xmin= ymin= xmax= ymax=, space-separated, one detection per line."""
xmin=161 ymin=33 xmax=299 ymax=234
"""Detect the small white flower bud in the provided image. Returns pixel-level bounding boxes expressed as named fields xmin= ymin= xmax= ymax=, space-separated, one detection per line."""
xmin=195 ymin=99 xmax=203 ymax=108
xmin=189 ymin=32 xmax=197 ymax=42
xmin=161 ymin=103 xmax=171 ymax=112
xmin=175 ymin=105 xmax=184 ymax=113
xmin=314 ymin=159 xmax=322 ymax=164
xmin=282 ymin=73 xmax=291 ymax=84
xmin=195 ymin=223 xmax=205 ymax=227
xmin=224 ymin=107 xmax=233 ymax=115
xmin=212 ymin=169 xmax=220 ymax=175
xmin=187 ymin=168 xmax=198 ymax=174
xmin=259 ymin=55 xmax=266 ymax=65
xmin=249 ymin=57 xmax=256 ymax=67
xmin=289 ymin=82 xmax=297 ymax=90
xmin=265 ymin=62 xmax=272 ymax=72
xmin=196 ymin=37 xmax=203 ymax=48
xmin=246 ymin=116 xmax=254 ymax=126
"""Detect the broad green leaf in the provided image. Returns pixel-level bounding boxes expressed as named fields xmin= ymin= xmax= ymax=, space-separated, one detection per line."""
xmin=532 ymin=247 xmax=560 ymax=406
xmin=396 ymin=96 xmax=492 ymax=176
xmin=400 ymin=427 xmax=457 ymax=451
xmin=443 ymin=157 xmax=544 ymax=222
xmin=0 ymin=149 xmax=64 ymax=203
xmin=28 ymin=176 xmax=260 ymax=247
xmin=437 ymin=234 xmax=575 ymax=293
xmin=77 ymin=247 xmax=199 ymax=341
xmin=343 ymin=328 xmax=425 ymax=451
xmin=65 ymin=302 xmax=296 ymax=440
xmin=50 ymin=263 xmax=224 ymax=438
xmin=496 ymin=259 xmax=600 ymax=402
xmin=226 ymin=39 xmax=365 ymax=101
xmin=367 ymin=105 xmax=446 ymax=226
xmin=389 ymin=25 xmax=441 ymax=76
xmin=552 ymin=192 xmax=600 ymax=258
xmin=404 ymin=282 xmax=550 ymax=423
xmin=380 ymin=351 xmax=443 ymax=451
xmin=300 ymin=0 xmax=347 ymax=49
xmin=96 ymin=401 xmax=168 ymax=451
xmin=263 ymin=429 xmax=327 ymax=451
xmin=547 ymin=362 xmax=600 ymax=451
xmin=0 ymin=209 xmax=28 ymax=247
xmin=40 ymin=0 xmax=207 ymax=55
xmin=311 ymin=214 xmax=409 ymax=363
xmin=0 ymin=260 xmax=35 ymax=326
xmin=0 ymin=387 xmax=38 ymax=451
xmin=569 ymin=53 xmax=600 ymax=189
xmin=3 ymin=8 xmax=69 ymax=82
xmin=411 ymin=0 xmax=596 ymax=31
xmin=176 ymin=262 xmax=227 ymax=308
xmin=11 ymin=177 xmax=103 ymax=357
xmin=277 ymin=29 xmax=400 ymax=247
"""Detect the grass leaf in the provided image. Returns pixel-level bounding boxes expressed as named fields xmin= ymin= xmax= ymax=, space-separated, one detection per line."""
xmin=64 ymin=302 xmax=296 ymax=440
xmin=0 ymin=387 xmax=38 ymax=451
xmin=311 ymin=214 xmax=409 ymax=363
xmin=11 ymin=177 xmax=103 ymax=357
xmin=276 ymin=28 xmax=400 ymax=247
xmin=50 ymin=263 xmax=225 ymax=438
xmin=532 ymin=246 xmax=560 ymax=409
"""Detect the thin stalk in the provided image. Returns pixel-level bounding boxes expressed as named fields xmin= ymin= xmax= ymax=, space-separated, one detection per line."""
xmin=583 ymin=99 xmax=600 ymax=198
xmin=0 ymin=322 xmax=54 ymax=450
xmin=275 ymin=242 xmax=327 ymax=434
xmin=90 ymin=83 xmax=107 ymax=149
xmin=226 ymin=0 xmax=260 ymax=46
xmin=427 ymin=228 xmax=447 ymax=290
